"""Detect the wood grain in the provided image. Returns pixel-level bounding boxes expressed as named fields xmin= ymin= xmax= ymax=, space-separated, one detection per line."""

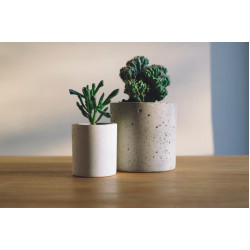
xmin=0 ymin=156 xmax=248 ymax=208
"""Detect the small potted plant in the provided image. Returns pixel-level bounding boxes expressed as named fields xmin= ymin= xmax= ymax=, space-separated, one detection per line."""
xmin=69 ymin=80 xmax=119 ymax=177
xmin=110 ymin=56 xmax=177 ymax=172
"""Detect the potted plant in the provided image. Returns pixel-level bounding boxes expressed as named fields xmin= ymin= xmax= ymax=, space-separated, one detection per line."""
xmin=69 ymin=80 xmax=119 ymax=177
xmin=110 ymin=56 xmax=177 ymax=172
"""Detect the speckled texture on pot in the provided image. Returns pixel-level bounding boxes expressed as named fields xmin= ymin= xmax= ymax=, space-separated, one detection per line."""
xmin=72 ymin=123 xmax=117 ymax=177
xmin=110 ymin=103 xmax=177 ymax=172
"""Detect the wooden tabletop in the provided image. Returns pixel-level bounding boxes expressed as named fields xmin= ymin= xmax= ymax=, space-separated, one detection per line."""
xmin=0 ymin=156 xmax=248 ymax=208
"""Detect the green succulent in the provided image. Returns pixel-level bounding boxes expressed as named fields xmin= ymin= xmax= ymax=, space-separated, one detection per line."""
xmin=69 ymin=80 xmax=119 ymax=125
xmin=124 ymin=79 xmax=148 ymax=102
xmin=120 ymin=56 xmax=170 ymax=102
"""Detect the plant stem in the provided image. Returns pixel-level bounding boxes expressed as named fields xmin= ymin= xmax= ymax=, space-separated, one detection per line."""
xmin=88 ymin=115 xmax=93 ymax=124
xmin=92 ymin=109 xmax=98 ymax=125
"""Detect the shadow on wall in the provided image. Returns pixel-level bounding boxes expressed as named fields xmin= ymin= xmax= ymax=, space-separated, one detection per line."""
xmin=0 ymin=119 xmax=72 ymax=155
xmin=210 ymin=42 xmax=249 ymax=155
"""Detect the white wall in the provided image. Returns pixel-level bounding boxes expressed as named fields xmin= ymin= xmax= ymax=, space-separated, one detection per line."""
xmin=0 ymin=42 xmax=215 ymax=155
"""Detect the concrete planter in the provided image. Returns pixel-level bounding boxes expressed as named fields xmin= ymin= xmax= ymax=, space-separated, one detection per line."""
xmin=72 ymin=123 xmax=117 ymax=177
xmin=110 ymin=103 xmax=177 ymax=172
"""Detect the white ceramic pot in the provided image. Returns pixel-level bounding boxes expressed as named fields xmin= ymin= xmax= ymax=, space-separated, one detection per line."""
xmin=72 ymin=123 xmax=117 ymax=177
xmin=110 ymin=103 xmax=177 ymax=172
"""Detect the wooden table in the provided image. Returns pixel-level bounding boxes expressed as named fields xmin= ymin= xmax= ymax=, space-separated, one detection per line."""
xmin=0 ymin=156 xmax=248 ymax=208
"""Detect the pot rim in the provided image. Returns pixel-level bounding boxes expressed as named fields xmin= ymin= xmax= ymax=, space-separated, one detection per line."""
xmin=110 ymin=102 xmax=176 ymax=104
xmin=72 ymin=123 xmax=117 ymax=126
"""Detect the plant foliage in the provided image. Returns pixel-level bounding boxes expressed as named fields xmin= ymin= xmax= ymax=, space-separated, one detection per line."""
xmin=69 ymin=80 xmax=119 ymax=125
xmin=120 ymin=56 xmax=170 ymax=102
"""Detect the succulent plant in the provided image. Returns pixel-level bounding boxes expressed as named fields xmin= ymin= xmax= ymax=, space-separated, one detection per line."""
xmin=69 ymin=80 xmax=119 ymax=125
xmin=120 ymin=56 xmax=170 ymax=102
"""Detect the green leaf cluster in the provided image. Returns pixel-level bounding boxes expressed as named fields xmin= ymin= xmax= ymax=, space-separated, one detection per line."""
xmin=119 ymin=56 xmax=170 ymax=102
xmin=69 ymin=80 xmax=119 ymax=125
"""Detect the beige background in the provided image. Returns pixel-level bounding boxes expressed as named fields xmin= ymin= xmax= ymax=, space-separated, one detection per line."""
xmin=0 ymin=42 xmax=215 ymax=155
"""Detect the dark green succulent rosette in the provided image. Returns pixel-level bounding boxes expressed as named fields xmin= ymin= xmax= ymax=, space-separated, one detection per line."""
xmin=120 ymin=56 xmax=170 ymax=102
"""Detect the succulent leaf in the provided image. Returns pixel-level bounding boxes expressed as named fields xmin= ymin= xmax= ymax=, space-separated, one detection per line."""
xmin=103 ymin=89 xmax=119 ymax=105
xmin=98 ymin=93 xmax=105 ymax=106
xmin=69 ymin=89 xmax=84 ymax=97
xmin=92 ymin=83 xmax=96 ymax=93
xmin=99 ymin=109 xmax=111 ymax=118
xmin=76 ymin=102 xmax=89 ymax=118
xmin=94 ymin=80 xmax=104 ymax=95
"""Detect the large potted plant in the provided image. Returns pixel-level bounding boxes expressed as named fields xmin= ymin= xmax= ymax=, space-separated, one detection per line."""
xmin=110 ymin=56 xmax=177 ymax=172
xmin=69 ymin=80 xmax=119 ymax=177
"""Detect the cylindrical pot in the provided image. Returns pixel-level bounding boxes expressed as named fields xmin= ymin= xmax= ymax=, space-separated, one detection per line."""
xmin=72 ymin=123 xmax=117 ymax=177
xmin=110 ymin=103 xmax=177 ymax=172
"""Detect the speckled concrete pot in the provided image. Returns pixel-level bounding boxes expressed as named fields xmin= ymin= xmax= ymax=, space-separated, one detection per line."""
xmin=110 ymin=103 xmax=177 ymax=172
xmin=72 ymin=123 xmax=117 ymax=177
